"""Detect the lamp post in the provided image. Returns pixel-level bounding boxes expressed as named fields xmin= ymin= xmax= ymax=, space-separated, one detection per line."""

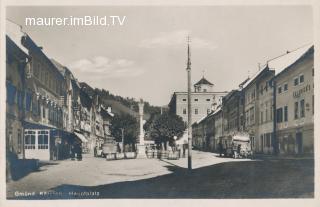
xmin=186 ymin=36 xmax=192 ymax=170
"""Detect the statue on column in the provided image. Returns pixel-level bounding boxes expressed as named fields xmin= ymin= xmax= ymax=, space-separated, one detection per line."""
xmin=137 ymin=98 xmax=146 ymax=158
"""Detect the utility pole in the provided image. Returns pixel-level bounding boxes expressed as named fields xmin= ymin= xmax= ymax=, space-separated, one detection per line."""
xmin=186 ymin=36 xmax=192 ymax=170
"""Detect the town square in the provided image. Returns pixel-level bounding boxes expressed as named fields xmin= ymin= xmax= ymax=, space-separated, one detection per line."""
xmin=3 ymin=4 xmax=316 ymax=202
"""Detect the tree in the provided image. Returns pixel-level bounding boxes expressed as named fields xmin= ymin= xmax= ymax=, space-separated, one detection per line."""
xmin=148 ymin=112 xmax=186 ymax=150
xmin=110 ymin=113 xmax=139 ymax=146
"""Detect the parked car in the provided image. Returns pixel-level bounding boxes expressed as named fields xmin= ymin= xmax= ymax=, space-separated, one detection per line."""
xmin=102 ymin=140 xmax=117 ymax=160
xmin=221 ymin=133 xmax=253 ymax=159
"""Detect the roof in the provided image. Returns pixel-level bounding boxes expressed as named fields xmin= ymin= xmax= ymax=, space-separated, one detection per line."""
xmin=242 ymin=68 xmax=267 ymax=89
xmin=242 ymin=44 xmax=313 ymax=89
xmin=173 ymin=91 xmax=228 ymax=95
xmin=267 ymin=43 xmax=313 ymax=76
xmin=194 ymin=77 xmax=214 ymax=86
xmin=51 ymin=58 xmax=76 ymax=80
xmin=6 ymin=20 xmax=28 ymax=54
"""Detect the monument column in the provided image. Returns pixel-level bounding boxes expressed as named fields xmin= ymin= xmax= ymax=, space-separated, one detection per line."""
xmin=137 ymin=99 xmax=146 ymax=158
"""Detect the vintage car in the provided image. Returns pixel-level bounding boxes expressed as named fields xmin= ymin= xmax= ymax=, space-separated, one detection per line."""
xmin=102 ymin=141 xmax=118 ymax=160
xmin=220 ymin=133 xmax=253 ymax=159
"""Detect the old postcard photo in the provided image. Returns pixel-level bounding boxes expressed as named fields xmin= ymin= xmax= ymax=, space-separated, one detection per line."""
xmin=1 ymin=0 xmax=319 ymax=206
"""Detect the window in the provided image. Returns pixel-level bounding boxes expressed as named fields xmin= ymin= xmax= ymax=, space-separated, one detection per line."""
xmin=284 ymin=106 xmax=288 ymax=122
xmin=276 ymin=108 xmax=283 ymax=123
xmin=25 ymin=130 xmax=36 ymax=149
xmin=312 ymin=68 xmax=314 ymax=77
xmin=245 ymin=110 xmax=249 ymax=126
xmin=42 ymin=106 xmax=46 ymax=118
xmin=249 ymin=107 xmax=254 ymax=124
xmin=284 ymin=83 xmax=288 ymax=91
xmin=195 ymin=109 xmax=198 ymax=114
xmin=194 ymin=99 xmax=198 ymax=102
xmin=278 ymin=86 xmax=282 ymax=94
xmin=45 ymin=71 xmax=48 ymax=83
xmin=299 ymin=74 xmax=304 ymax=84
xmin=266 ymin=133 xmax=271 ymax=148
xmin=34 ymin=62 xmax=39 ymax=78
xmin=183 ymin=108 xmax=186 ymax=114
xmin=294 ymin=101 xmax=299 ymax=119
xmin=203 ymin=89 xmax=207 ymax=92
xmin=312 ymin=95 xmax=314 ymax=114
xmin=206 ymin=99 xmax=210 ymax=101
xmin=300 ymin=99 xmax=305 ymax=118
xmin=182 ymin=99 xmax=186 ymax=101
xmin=265 ymin=108 xmax=268 ymax=122
xmin=294 ymin=77 xmax=299 ymax=86
xmin=38 ymin=130 xmax=49 ymax=149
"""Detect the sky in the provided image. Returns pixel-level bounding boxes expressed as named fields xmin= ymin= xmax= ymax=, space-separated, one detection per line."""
xmin=6 ymin=6 xmax=313 ymax=106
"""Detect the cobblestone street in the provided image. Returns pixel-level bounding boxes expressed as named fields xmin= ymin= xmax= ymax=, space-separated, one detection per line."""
xmin=7 ymin=150 xmax=314 ymax=199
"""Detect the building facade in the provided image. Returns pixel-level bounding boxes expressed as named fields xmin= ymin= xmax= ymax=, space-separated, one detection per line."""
xmin=190 ymin=44 xmax=314 ymax=156
xmin=6 ymin=35 xmax=29 ymax=159
xmin=6 ymin=20 xmax=116 ymax=163
xmin=222 ymin=90 xmax=244 ymax=139
xmin=274 ymin=46 xmax=314 ymax=155
xmin=168 ymin=77 xmax=228 ymax=124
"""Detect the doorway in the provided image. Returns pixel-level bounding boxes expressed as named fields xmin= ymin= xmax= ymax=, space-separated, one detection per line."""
xmin=295 ymin=132 xmax=303 ymax=154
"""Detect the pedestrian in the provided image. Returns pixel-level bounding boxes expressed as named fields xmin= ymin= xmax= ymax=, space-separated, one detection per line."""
xmin=94 ymin=145 xmax=97 ymax=157
xmin=218 ymin=141 xmax=223 ymax=157
xmin=70 ymin=145 xmax=75 ymax=160
xmin=182 ymin=143 xmax=187 ymax=158
xmin=237 ymin=144 xmax=241 ymax=158
xmin=77 ymin=144 xmax=83 ymax=161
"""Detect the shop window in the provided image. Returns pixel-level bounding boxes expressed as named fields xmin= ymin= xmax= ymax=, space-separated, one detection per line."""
xmin=17 ymin=129 xmax=22 ymax=154
xmin=25 ymin=130 xmax=36 ymax=149
xmin=38 ymin=130 xmax=49 ymax=149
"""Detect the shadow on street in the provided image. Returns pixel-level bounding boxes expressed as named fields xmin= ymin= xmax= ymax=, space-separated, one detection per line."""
xmin=12 ymin=158 xmax=314 ymax=199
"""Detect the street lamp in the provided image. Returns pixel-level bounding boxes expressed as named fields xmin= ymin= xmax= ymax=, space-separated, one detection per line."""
xmin=186 ymin=36 xmax=192 ymax=170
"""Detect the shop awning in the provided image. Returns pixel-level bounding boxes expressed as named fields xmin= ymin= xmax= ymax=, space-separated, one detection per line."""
xmin=233 ymin=135 xmax=250 ymax=142
xmin=74 ymin=132 xmax=88 ymax=143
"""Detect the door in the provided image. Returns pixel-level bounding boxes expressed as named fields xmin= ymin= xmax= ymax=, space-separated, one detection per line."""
xmin=296 ymin=132 xmax=303 ymax=154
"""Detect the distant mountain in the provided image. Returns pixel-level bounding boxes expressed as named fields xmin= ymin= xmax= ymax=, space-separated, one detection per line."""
xmin=80 ymin=84 xmax=161 ymax=120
